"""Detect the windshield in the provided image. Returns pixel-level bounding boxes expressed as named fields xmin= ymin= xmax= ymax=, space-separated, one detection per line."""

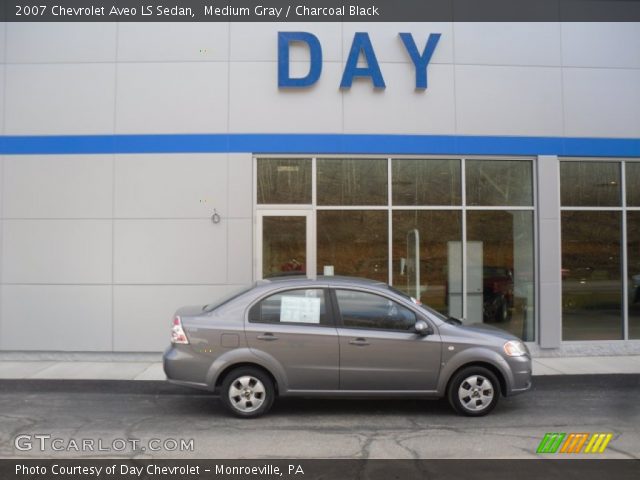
xmin=385 ymin=285 xmax=449 ymax=322
xmin=203 ymin=284 xmax=254 ymax=312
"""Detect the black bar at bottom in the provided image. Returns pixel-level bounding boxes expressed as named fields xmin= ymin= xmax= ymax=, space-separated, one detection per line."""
xmin=2 ymin=459 xmax=639 ymax=480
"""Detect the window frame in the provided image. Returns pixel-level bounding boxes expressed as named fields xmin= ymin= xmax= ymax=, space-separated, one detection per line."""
xmin=559 ymin=158 xmax=640 ymax=341
xmin=255 ymin=154 xmax=537 ymax=343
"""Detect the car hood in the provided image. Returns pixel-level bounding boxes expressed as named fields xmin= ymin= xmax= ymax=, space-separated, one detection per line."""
xmin=454 ymin=322 xmax=521 ymax=341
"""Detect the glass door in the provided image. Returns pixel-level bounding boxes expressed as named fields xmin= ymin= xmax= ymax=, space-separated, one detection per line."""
xmin=257 ymin=211 xmax=315 ymax=279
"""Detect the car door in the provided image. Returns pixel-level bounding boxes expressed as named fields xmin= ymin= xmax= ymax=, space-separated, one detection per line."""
xmin=245 ymin=287 xmax=339 ymax=391
xmin=333 ymin=288 xmax=442 ymax=391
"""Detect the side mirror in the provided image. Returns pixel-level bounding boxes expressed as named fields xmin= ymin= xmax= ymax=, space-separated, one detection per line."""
xmin=414 ymin=320 xmax=433 ymax=336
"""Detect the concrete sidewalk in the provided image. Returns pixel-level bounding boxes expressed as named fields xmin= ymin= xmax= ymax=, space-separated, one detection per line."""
xmin=0 ymin=355 xmax=639 ymax=380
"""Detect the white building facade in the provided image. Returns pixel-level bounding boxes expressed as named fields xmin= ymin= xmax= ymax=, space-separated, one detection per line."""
xmin=0 ymin=22 xmax=639 ymax=354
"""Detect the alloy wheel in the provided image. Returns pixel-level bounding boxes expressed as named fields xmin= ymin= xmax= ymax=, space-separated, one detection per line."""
xmin=457 ymin=375 xmax=494 ymax=412
xmin=228 ymin=375 xmax=266 ymax=413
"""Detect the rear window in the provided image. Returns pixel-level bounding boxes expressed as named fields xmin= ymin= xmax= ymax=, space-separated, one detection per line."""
xmin=203 ymin=284 xmax=254 ymax=313
xmin=249 ymin=289 xmax=330 ymax=326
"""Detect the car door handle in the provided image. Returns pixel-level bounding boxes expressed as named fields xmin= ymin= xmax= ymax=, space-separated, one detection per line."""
xmin=348 ymin=338 xmax=370 ymax=346
xmin=257 ymin=333 xmax=279 ymax=341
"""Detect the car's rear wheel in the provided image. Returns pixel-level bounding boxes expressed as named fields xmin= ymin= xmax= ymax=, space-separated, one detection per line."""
xmin=496 ymin=297 xmax=509 ymax=323
xmin=221 ymin=367 xmax=275 ymax=418
xmin=447 ymin=366 xmax=500 ymax=416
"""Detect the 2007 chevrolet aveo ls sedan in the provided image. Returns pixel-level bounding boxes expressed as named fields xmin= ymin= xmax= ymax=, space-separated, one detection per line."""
xmin=163 ymin=276 xmax=531 ymax=418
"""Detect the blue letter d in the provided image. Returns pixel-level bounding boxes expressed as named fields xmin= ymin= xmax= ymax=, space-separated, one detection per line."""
xmin=278 ymin=32 xmax=322 ymax=88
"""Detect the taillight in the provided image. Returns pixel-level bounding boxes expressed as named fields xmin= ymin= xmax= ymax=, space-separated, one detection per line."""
xmin=171 ymin=316 xmax=189 ymax=344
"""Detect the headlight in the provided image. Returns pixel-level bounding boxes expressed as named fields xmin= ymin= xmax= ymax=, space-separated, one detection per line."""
xmin=503 ymin=340 xmax=528 ymax=357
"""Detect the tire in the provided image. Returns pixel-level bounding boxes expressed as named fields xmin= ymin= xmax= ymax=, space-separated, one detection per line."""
xmin=220 ymin=367 xmax=275 ymax=418
xmin=495 ymin=297 xmax=509 ymax=323
xmin=447 ymin=366 xmax=500 ymax=417
xmin=483 ymin=295 xmax=499 ymax=323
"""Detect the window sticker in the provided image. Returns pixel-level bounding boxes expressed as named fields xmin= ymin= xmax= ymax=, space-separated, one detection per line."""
xmin=281 ymin=295 xmax=321 ymax=324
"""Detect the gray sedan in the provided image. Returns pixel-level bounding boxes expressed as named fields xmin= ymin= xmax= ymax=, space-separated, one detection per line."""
xmin=163 ymin=276 xmax=531 ymax=418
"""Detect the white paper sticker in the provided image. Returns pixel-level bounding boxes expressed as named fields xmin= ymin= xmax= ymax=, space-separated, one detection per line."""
xmin=280 ymin=296 xmax=321 ymax=324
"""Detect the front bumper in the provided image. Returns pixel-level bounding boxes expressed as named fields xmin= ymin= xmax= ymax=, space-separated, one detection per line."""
xmin=505 ymin=354 xmax=532 ymax=395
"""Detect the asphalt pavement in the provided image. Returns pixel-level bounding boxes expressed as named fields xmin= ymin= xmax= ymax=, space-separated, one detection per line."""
xmin=0 ymin=374 xmax=638 ymax=459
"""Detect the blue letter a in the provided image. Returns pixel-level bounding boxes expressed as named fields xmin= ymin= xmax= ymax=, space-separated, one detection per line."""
xmin=340 ymin=33 xmax=385 ymax=89
xmin=278 ymin=32 xmax=322 ymax=88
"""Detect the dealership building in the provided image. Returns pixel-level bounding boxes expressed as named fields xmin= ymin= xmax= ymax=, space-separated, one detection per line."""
xmin=0 ymin=21 xmax=639 ymax=355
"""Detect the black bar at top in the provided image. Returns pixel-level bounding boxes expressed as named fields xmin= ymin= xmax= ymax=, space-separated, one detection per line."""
xmin=2 ymin=0 xmax=640 ymax=22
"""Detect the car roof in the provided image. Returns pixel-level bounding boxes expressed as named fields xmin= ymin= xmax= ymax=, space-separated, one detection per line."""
xmin=257 ymin=275 xmax=388 ymax=288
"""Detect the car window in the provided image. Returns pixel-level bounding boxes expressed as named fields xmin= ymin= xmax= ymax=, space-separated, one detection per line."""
xmin=385 ymin=284 xmax=448 ymax=322
xmin=335 ymin=289 xmax=416 ymax=331
xmin=249 ymin=289 xmax=330 ymax=326
xmin=203 ymin=284 xmax=254 ymax=312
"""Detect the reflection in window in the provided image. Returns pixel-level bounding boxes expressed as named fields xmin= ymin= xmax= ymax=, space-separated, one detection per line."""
xmin=257 ymin=158 xmax=311 ymax=204
xmin=628 ymin=212 xmax=640 ymax=339
xmin=466 ymin=211 xmax=535 ymax=341
xmin=560 ymin=161 xmax=621 ymax=207
xmin=249 ymin=289 xmax=328 ymax=325
xmin=317 ymin=211 xmax=388 ymax=282
xmin=392 ymin=211 xmax=462 ymax=317
xmin=626 ymin=163 xmax=640 ymax=207
xmin=466 ymin=160 xmax=533 ymax=206
xmin=562 ymin=211 xmax=622 ymax=340
xmin=336 ymin=290 xmax=416 ymax=331
xmin=256 ymin=156 xmax=539 ymax=342
xmin=262 ymin=216 xmax=306 ymax=278
xmin=392 ymin=159 xmax=461 ymax=206
xmin=317 ymin=159 xmax=387 ymax=205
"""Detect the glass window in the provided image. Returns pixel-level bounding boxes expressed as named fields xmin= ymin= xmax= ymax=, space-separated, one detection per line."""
xmin=626 ymin=162 xmax=640 ymax=207
xmin=317 ymin=159 xmax=387 ymax=205
xmin=317 ymin=210 xmax=388 ymax=282
xmin=466 ymin=211 xmax=535 ymax=341
xmin=560 ymin=161 xmax=621 ymax=207
xmin=561 ymin=211 xmax=622 ymax=340
xmin=257 ymin=158 xmax=311 ymax=204
xmin=392 ymin=211 xmax=462 ymax=317
xmin=335 ymin=290 xmax=416 ymax=331
xmin=466 ymin=160 xmax=533 ymax=206
xmin=628 ymin=212 xmax=640 ymax=339
xmin=392 ymin=159 xmax=461 ymax=206
xmin=249 ymin=289 xmax=329 ymax=326
xmin=203 ymin=284 xmax=253 ymax=312
xmin=262 ymin=216 xmax=306 ymax=278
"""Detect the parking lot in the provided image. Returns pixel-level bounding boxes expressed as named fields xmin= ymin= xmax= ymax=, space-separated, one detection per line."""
xmin=0 ymin=374 xmax=638 ymax=459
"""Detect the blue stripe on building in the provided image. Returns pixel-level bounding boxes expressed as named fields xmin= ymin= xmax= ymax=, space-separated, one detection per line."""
xmin=1 ymin=134 xmax=639 ymax=157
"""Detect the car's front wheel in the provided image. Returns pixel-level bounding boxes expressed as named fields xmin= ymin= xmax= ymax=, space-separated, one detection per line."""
xmin=220 ymin=367 xmax=275 ymax=418
xmin=447 ymin=366 xmax=500 ymax=416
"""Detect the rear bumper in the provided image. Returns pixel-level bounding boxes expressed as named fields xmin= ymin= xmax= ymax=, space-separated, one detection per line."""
xmin=166 ymin=378 xmax=210 ymax=391
xmin=163 ymin=345 xmax=213 ymax=389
